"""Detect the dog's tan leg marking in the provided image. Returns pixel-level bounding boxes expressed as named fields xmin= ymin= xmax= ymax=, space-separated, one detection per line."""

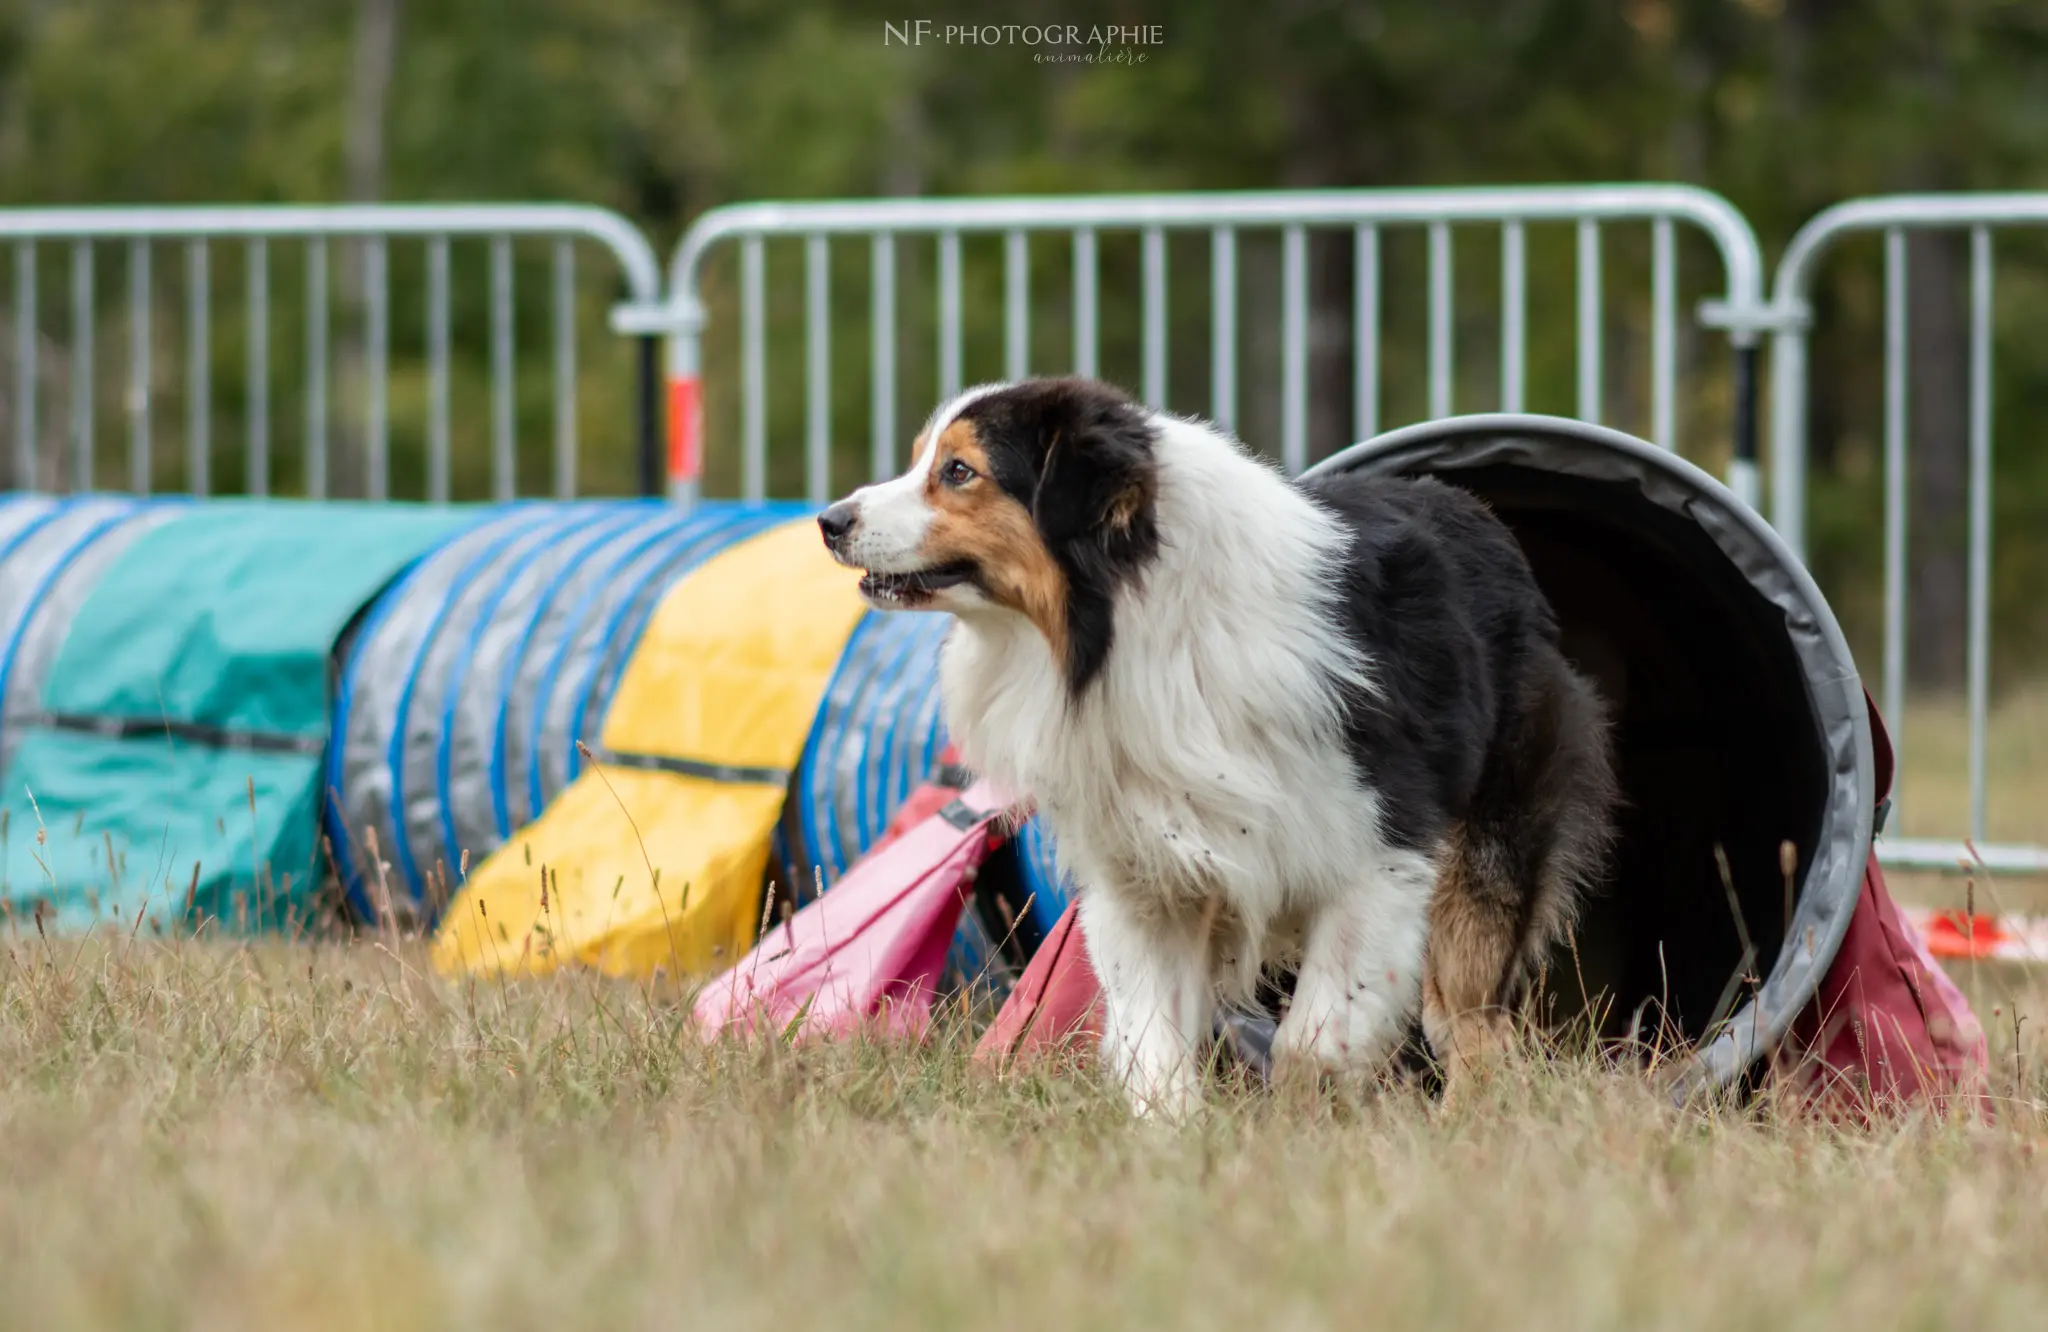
xmin=1421 ymin=827 xmax=1524 ymax=1105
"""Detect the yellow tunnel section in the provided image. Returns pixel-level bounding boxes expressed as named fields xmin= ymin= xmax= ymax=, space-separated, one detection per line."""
xmin=431 ymin=517 xmax=867 ymax=979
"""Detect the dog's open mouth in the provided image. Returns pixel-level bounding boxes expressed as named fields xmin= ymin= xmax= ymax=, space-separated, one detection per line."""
xmin=858 ymin=560 xmax=976 ymax=605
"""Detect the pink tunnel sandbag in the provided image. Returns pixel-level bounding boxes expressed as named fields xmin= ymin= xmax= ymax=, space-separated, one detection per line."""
xmin=972 ymin=897 xmax=1101 ymax=1068
xmin=1774 ymin=696 xmax=1989 ymax=1116
xmin=694 ymin=776 xmax=1022 ymax=1042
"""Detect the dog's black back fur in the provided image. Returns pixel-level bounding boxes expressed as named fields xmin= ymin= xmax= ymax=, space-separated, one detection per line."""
xmin=1301 ymin=472 xmax=1564 ymax=850
xmin=1302 ymin=470 xmax=1617 ymax=1022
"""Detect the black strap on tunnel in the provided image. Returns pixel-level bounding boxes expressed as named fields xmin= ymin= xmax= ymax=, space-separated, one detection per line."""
xmin=937 ymin=798 xmax=993 ymax=831
xmin=22 ymin=709 xmax=325 ymax=757
xmin=586 ymin=745 xmax=981 ymax=794
xmin=589 ymin=745 xmax=791 ymax=787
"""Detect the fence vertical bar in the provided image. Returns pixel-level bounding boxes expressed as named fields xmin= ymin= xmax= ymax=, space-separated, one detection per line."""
xmin=1651 ymin=217 xmax=1676 ymax=449
xmin=1142 ymin=226 xmax=1166 ymax=408
xmin=741 ymin=234 xmax=766 ymax=501
xmin=490 ymin=235 xmax=514 ymax=501
xmin=365 ymin=236 xmax=388 ymax=501
xmin=127 ymin=240 xmax=150 ymax=493
xmin=1966 ymin=226 xmax=1992 ymax=846
xmin=636 ymin=335 xmax=659 ymax=499
xmin=1882 ymin=227 xmax=1908 ymax=820
xmin=1768 ymin=322 xmax=1806 ymax=557
xmin=305 ymin=238 xmax=328 ymax=499
xmin=1576 ymin=219 xmax=1602 ymax=424
xmin=1730 ymin=345 xmax=1761 ymax=510
xmin=870 ymin=234 xmax=896 ymax=482
xmin=246 ymin=237 xmax=269 ymax=496
xmin=1072 ymin=228 xmax=1098 ymax=378
xmin=552 ymin=238 xmax=575 ymax=498
xmin=426 ymin=235 xmax=450 ymax=503
xmin=938 ymin=230 xmax=962 ymax=400
xmin=1282 ymin=223 xmax=1307 ymax=472
xmin=70 ymin=241 xmax=92 ymax=490
xmin=1004 ymin=229 xmax=1028 ymax=382
xmin=1353 ymin=225 xmax=1379 ymax=441
xmin=13 ymin=242 xmax=32 ymax=489
xmin=1210 ymin=228 xmax=1235 ymax=433
xmin=186 ymin=241 xmax=209 ymax=496
xmin=805 ymin=232 xmax=831 ymax=504
xmin=1427 ymin=222 xmax=1452 ymax=420
xmin=1500 ymin=222 xmax=1524 ymax=414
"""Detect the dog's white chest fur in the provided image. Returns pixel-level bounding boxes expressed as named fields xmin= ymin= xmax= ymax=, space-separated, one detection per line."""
xmin=937 ymin=422 xmax=1397 ymax=996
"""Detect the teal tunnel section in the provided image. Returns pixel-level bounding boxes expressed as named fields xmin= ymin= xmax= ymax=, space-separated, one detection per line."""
xmin=0 ymin=495 xmax=182 ymax=925
xmin=787 ymin=608 xmax=1070 ymax=983
xmin=0 ymin=498 xmax=472 ymax=931
xmin=0 ymin=496 xmax=179 ymax=777
xmin=324 ymin=500 xmax=809 ymax=922
xmin=2 ymin=490 xmax=1068 ymax=967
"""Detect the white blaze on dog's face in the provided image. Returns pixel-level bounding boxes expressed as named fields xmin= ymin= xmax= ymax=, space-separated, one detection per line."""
xmin=818 ymin=384 xmax=1002 ymax=602
xmin=817 ymin=378 xmax=1161 ymax=693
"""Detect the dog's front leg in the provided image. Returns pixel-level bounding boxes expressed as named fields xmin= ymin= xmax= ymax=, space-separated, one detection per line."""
xmin=1080 ymin=888 xmax=1212 ymax=1120
xmin=1272 ymin=848 xmax=1432 ymax=1080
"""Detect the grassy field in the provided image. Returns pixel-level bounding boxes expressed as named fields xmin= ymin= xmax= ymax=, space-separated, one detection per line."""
xmin=0 ymin=686 xmax=2043 ymax=1331
xmin=0 ymin=930 xmax=2046 ymax=1332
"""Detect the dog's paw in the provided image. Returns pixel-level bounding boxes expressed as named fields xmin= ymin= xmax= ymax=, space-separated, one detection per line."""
xmin=1116 ymin=1054 xmax=1205 ymax=1122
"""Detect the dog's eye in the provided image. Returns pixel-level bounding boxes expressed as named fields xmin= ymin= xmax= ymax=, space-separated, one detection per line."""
xmin=940 ymin=458 xmax=976 ymax=487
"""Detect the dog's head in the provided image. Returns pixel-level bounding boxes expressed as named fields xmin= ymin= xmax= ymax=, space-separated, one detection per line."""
xmin=819 ymin=377 xmax=1161 ymax=692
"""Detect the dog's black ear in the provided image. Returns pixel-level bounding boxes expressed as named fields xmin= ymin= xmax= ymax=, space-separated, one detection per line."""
xmin=1027 ymin=381 xmax=1159 ymax=560
xmin=1017 ymin=381 xmax=1161 ymax=696
xmin=956 ymin=378 xmax=1162 ymax=695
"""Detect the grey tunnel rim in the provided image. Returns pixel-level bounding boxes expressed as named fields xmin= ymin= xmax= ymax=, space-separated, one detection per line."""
xmin=1302 ymin=412 xmax=1875 ymax=1094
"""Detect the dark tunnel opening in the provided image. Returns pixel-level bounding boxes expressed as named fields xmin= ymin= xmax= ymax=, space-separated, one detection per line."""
xmin=1438 ymin=464 xmax=1833 ymax=1049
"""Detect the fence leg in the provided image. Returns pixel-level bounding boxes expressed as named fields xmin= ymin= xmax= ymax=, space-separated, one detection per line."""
xmin=637 ymin=335 xmax=661 ymax=499
xmin=1727 ymin=342 xmax=1760 ymax=510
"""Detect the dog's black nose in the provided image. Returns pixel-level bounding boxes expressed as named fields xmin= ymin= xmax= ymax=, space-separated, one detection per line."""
xmin=818 ymin=500 xmax=858 ymax=548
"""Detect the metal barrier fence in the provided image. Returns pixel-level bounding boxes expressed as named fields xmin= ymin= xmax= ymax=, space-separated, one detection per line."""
xmin=9 ymin=190 xmax=2039 ymax=876
xmin=1769 ymin=194 xmax=2048 ymax=875
xmin=3 ymin=205 xmax=668 ymax=501
xmin=660 ymin=186 xmax=1774 ymax=508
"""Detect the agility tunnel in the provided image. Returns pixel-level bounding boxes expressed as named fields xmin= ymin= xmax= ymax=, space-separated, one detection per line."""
xmin=324 ymin=500 xmax=809 ymax=923
xmin=0 ymin=496 xmax=178 ymax=776
xmin=1296 ymin=413 xmax=1979 ymax=1102
xmin=0 ymin=498 xmax=474 ymax=930
xmin=428 ymin=516 xmax=877 ymax=977
xmin=0 ymin=487 xmax=1051 ymax=994
xmin=409 ymin=509 xmax=1066 ymax=991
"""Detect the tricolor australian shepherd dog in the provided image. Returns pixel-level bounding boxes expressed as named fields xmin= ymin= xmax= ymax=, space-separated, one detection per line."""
xmin=819 ymin=377 xmax=1616 ymax=1117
